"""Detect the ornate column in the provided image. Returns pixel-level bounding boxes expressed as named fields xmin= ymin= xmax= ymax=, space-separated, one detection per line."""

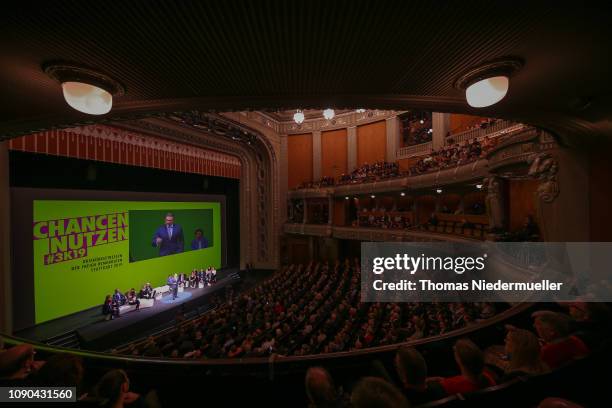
xmin=385 ymin=116 xmax=400 ymax=162
xmin=0 ymin=141 xmax=12 ymax=334
xmin=432 ymin=112 xmax=450 ymax=150
xmin=347 ymin=126 xmax=357 ymax=171
xmin=484 ymin=176 xmax=507 ymax=232
xmin=279 ymin=134 xmax=289 ymax=223
xmin=312 ymin=130 xmax=322 ymax=181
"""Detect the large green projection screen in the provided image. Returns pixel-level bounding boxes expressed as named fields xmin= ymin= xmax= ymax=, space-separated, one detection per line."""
xmin=32 ymin=200 xmax=221 ymax=324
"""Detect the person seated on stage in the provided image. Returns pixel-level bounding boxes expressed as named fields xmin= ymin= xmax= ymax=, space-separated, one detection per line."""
xmin=189 ymin=270 xmax=197 ymax=288
xmin=177 ymin=272 xmax=185 ymax=288
xmin=103 ymin=295 xmax=120 ymax=320
xmin=112 ymin=289 xmax=126 ymax=307
xmin=139 ymin=283 xmax=156 ymax=299
xmin=126 ymin=288 xmax=140 ymax=311
xmin=210 ymin=266 xmax=217 ymax=284
xmin=197 ymin=268 xmax=205 ymax=284
xmin=205 ymin=267 xmax=213 ymax=285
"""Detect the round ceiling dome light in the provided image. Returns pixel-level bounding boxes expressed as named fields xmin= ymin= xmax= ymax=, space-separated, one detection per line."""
xmin=355 ymin=109 xmax=366 ymax=113
xmin=43 ymin=63 xmax=124 ymax=115
xmin=294 ymin=110 xmax=305 ymax=124
xmin=323 ymin=108 xmax=335 ymax=120
xmin=454 ymin=58 xmax=523 ymax=108
xmin=61 ymin=82 xmax=112 ymax=115
xmin=465 ymin=76 xmax=509 ymax=108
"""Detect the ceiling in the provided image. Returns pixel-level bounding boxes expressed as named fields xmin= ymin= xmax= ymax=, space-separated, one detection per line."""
xmin=2 ymin=1 xmax=612 ymax=144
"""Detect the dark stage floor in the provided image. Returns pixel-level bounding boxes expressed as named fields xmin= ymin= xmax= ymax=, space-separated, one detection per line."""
xmin=15 ymin=268 xmax=241 ymax=351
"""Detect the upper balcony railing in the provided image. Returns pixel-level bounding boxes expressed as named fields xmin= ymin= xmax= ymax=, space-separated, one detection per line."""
xmin=396 ymin=141 xmax=433 ymax=159
xmin=447 ymin=119 xmax=524 ymax=144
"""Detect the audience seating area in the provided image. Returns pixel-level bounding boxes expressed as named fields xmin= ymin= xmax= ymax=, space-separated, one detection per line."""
xmin=1 ymin=258 xmax=608 ymax=407
xmin=407 ymin=137 xmax=495 ymax=176
xmin=423 ymin=213 xmax=489 ymax=239
xmin=111 ymin=261 xmax=498 ymax=359
xmin=292 ymin=135 xmax=499 ymax=192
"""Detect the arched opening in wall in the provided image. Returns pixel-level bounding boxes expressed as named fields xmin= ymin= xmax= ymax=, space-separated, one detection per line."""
xmin=416 ymin=195 xmax=436 ymax=225
xmin=508 ymin=179 xmax=539 ymax=232
xmin=439 ymin=193 xmax=461 ymax=214
xmin=463 ymin=191 xmax=486 ymax=215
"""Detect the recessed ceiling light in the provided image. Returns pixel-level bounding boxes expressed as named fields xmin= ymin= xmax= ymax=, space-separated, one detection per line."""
xmin=43 ymin=63 xmax=124 ymax=115
xmin=454 ymin=58 xmax=523 ymax=108
xmin=356 ymin=109 xmax=366 ymax=113
xmin=436 ymin=188 xmax=443 ymax=194
xmin=370 ymin=194 xmax=375 ymax=198
xmin=345 ymin=196 xmax=349 ymax=200
xmin=61 ymin=82 xmax=112 ymax=115
xmin=476 ymin=184 xmax=483 ymax=189
xmin=400 ymin=192 xmax=406 ymax=196
xmin=465 ymin=76 xmax=509 ymax=108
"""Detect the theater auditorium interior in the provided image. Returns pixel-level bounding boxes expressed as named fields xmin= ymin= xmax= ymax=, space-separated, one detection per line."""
xmin=1 ymin=2 xmax=612 ymax=407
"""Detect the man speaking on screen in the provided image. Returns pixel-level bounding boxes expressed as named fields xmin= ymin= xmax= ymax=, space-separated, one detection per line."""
xmin=152 ymin=212 xmax=184 ymax=256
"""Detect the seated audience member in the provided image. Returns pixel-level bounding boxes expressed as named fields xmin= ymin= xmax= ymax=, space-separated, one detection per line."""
xmin=566 ymin=302 xmax=612 ymax=349
xmin=350 ymin=377 xmax=409 ymax=408
xmin=112 ymin=289 xmax=126 ymax=306
xmin=432 ymin=338 xmax=495 ymax=395
xmin=533 ymin=311 xmax=590 ymax=369
xmin=516 ymin=215 xmax=540 ymax=240
xmin=501 ymin=326 xmax=548 ymax=379
xmin=32 ymin=354 xmax=84 ymax=394
xmin=538 ymin=397 xmax=585 ymax=408
xmin=427 ymin=213 xmax=438 ymax=227
xmin=305 ymin=366 xmax=342 ymax=408
xmin=459 ymin=218 xmax=475 ymax=231
xmin=87 ymin=369 xmax=151 ymax=408
xmin=102 ymin=295 xmax=120 ymax=320
xmin=394 ymin=347 xmax=444 ymax=404
xmin=126 ymin=288 xmax=140 ymax=310
xmin=0 ymin=344 xmax=44 ymax=385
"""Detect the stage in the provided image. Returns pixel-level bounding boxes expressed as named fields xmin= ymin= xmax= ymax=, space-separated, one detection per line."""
xmin=15 ymin=268 xmax=241 ymax=351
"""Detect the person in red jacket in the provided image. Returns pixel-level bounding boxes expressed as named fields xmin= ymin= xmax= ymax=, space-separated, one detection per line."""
xmin=430 ymin=338 xmax=496 ymax=395
xmin=532 ymin=311 xmax=590 ymax=370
